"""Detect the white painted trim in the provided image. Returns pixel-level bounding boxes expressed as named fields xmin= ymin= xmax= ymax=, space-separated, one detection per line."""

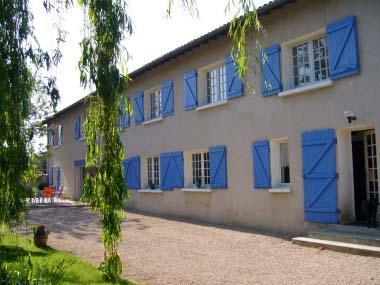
xmin=279 ymin=80 xmax=333 ymax=97
xmin=144 ymin=85 xmax=161 ymax=95
xmin=181 ymin=188 xmax=212 ymax=193
xmin=198 ymin=59 xmax=225 ymax=72
xmin=269 ymin=184 xmax=291 ymax=193
xmin=282 ymin=28 xmax=326 ymax=47
xmin=142 ymin=116 xmax=163 ymax=126
xmin=196 ymin=100 xmax=228 ymax=111
xmin=138 ymin=189 xmax=163 ymax=193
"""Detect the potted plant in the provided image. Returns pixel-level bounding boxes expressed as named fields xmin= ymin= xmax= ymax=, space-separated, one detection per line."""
xmin=196 ymin=177 xmax=202 ymax=188
xmin=32 ymin=224 xmax=49 ymax=247
xmin=148 ymin=180 xmax=155 ymax=190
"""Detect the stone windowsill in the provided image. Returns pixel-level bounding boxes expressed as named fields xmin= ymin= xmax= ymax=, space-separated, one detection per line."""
xmin=142 ymin=116 xmax=163 ymax=126
xmin=181 ymin=187 xmax=212 ymax=193
xmin=279 ymin=80 xmax=333 ymax=97
xmin=269 ymin=184 xmax=291 ymax=193
xmin=195 ymin=100 xmax=228 ymax=111
xmin=138 ymin=189 xmax=163 ymax=193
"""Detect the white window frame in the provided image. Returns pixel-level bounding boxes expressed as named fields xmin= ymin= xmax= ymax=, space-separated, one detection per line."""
xmin=183 ymin=148 xmax=210 ymax=189
xmin=141 ymin=154 xmax=160 ymax=190
xmin=49 ymin=124 xmax=63 ymax=147
xmin=280 ymin=29 xmax=333 ymax=96
xmin=144 ymin=86 xmax=162 ymax=122
xmin=79 ymin=114 xmax=86 ymax=141
xmin=198 ymin=61 xmax=227 ymax=107
xmin=269 ymin=138 xmax=291 ymax=193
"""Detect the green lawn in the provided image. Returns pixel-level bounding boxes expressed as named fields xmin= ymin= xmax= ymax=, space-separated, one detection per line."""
xmin=0 ymin=231 xmax=138 ymax=285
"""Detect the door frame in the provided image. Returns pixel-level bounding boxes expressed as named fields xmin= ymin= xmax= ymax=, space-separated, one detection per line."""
xmin=336 ymin=124 xmax=376 ymax=224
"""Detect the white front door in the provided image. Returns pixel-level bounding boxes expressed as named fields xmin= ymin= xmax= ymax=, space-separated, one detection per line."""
xmin=364 ymin=130 xmax=379 ymax=209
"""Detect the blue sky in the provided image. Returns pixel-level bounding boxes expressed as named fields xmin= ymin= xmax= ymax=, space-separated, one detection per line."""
xmin=31 ymin=0 xmax=270 ymax=111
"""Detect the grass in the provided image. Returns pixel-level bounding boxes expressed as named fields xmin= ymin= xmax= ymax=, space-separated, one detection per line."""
xmin=0 ymin=231 xmax=138 ymax=285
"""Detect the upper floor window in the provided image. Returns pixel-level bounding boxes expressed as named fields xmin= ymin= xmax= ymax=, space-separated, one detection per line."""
xmin=49 ymin=124 xmax=63 ymax=146
xmin=149 ymin=89 xmax=161 ymax=120
xmin=292 ymin=36 xmax=329 ymax=88
xmin=206 ymin=66 xmax=226 ymax=104
xmin=198 ymin=62 xmax=227 ymax=107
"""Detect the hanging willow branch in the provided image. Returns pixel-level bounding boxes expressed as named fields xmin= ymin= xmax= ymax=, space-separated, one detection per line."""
xmin=77 ymin=0 xmax=132 ymax=282
xmin=0 ymin=0 xmax=62 ymax=227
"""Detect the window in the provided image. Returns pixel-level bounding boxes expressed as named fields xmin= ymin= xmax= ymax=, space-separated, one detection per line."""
xmin=191 ymin=151 xmax=210 ymax=187
xmin=147 ymin=156 xmax=160 ymax=188
xmin=149 ymin=89 xmax=161 ymax=120
xmin=279 ymin=142 xmax=290 ymax=183
xmin=292 ymin=36 xmax=329 ymax=88
xmin=206 ymin=66 xmax=226 ymax=104
xmin=80 ymin=115 xmax=85 ymax=139
xmin=49 ymin=124 xmax=63 ymax=146
xmin=270 ymin=139 xmax=291 ymax=191
xmin=48 ymin=129 xmax=54 ymax=146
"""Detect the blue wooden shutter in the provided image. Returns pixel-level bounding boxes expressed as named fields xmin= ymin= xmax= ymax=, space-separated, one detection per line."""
xmin=183 ymin=71 xmax=197 ymax=110
xmin=302 ymin=129 xmax=339 ymax=224
xmin=58 ymin=125 xmax=63 ymax=145
xmin=120 ymin=97 xmax=130 ymax=128
xmin=252 ymin=140 xmax=271 ymax=189
xmin=49 ymin=167 xmax=53 ymax=186
xmin=327 ymin=16 xmax=359 ymax=80
xmin=209 ymin=145 xmax=227 ymax=189
xmin=56 ymin=166 xmax=60 ymax=191
xmin=123 ymin=156 xmax=140 ymax=189
xmin=133 ymin=92 xmax=144 ymax=125
xmin=260 ymin=44 xmax=282 ymax=96
xmin=161 ymin=80 xmax=174 ymax=117
xmin=226 ymin=55 xmax=244 ymax=99
xmin=74 ymin=159 xmax=85 ymax=167
xmin=160 ymin=151 xmax=184 ymax=190
xmin=74 ymin=116 xmax=80 ymax=140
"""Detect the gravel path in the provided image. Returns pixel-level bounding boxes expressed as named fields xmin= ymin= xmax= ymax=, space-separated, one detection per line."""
xmin=25 ymin=207 xmax=380 ymax=285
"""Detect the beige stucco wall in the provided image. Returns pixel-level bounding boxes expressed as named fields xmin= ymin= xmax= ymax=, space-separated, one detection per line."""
xmin=48 ymin=0 xmax=380 ymax=233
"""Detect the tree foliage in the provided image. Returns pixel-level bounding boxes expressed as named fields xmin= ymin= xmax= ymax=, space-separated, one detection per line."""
xmin=0 ymin=0 xmax=61 ymax=226
xmin=77 ymin=0 xmax=132 ymax=282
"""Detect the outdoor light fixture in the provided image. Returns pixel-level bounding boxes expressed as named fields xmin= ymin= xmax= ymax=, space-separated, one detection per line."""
xmin=344 ymin=110 xmax=357 ymax=124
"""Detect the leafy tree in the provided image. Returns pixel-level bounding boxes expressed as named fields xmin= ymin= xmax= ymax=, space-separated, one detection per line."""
xmin=0 ymin=0 xmax=262 ymax=282
xmin=0 ymin=0 xmax=62 ymax=226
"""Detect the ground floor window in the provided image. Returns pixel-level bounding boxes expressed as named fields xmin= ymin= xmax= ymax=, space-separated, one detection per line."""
xmin=147 ymin=156 xmax=160 ymax=188
xmin=270 ymin=138 xmax=291 ymax=188
xmin=191 ymin=151 xmax=210 ymax=187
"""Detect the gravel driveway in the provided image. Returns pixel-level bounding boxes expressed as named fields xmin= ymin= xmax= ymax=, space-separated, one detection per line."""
xmin=25 ymin=207 xmax=379 ymax=285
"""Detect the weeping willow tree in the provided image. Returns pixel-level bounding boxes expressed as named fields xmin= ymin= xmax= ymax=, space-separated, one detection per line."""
xmin=77 ymin=0 xmax=132 ymax=281
xmin=0 ymin=0 xmax=61 ymax=227
xmin=76 ymin=0 xmax=263 ymax=282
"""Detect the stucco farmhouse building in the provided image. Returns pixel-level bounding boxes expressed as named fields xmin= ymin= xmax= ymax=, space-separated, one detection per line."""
xmin=44 ymin=0 xmax=380 ymax=233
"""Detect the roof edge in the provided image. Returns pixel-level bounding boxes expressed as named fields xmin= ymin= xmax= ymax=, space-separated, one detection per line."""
xmin=43 ymin=0 xmax=295 ymax=124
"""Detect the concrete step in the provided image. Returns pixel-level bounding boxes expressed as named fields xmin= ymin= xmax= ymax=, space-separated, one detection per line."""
xmin=308 ymin=231 xmax=380 ymax=247
xmin=322 ymin=224 xmax=380 ymax=235
xmin=292 ymin=237 xmax=380 ymax=257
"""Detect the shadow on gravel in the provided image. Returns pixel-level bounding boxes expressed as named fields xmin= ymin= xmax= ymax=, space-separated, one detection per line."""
xmin=126 ymin=208 xmax=296 ymax=241
xmin=25 ymin=207 xmax=100 ymax=240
